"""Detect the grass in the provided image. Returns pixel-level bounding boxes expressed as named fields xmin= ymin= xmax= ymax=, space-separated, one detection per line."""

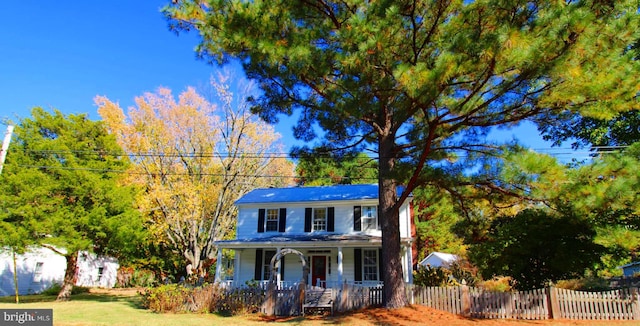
xmin=0 ymin=290 xmax=284 ymax=326
xmin=2 ymin=289 xmax=638 ymax=326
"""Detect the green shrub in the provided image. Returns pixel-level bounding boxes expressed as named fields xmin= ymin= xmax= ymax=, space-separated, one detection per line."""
xmin=477 ymin=276 xmax=513 ymax=292
xmin=413 ymin=265 xmax=454 ymax=287
xmin=40 ymin=283 xmax=62 ymax=296
xmin=141 ymin=283 xmax=265 ymax=315
xmin=141 ymin=284 xmax=191 ymax=313
xmin=555 ymin=277 xmax=609 ymax=291
xmin=40 ymin=283 xmax=89 ymax=296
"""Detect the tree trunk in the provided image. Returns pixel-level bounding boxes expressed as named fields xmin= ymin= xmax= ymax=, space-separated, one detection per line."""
xmin=379 ymin=134 xmax=408 ymax=309
xmin=56 ymin=252 xmax=78 ymax=301
xmin=12 ymin=250 xmax=19 ymax=304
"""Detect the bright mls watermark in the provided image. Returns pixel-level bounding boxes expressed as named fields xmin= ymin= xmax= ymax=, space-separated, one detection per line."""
xmin=0 ymin=309 xmax=52 ymax=326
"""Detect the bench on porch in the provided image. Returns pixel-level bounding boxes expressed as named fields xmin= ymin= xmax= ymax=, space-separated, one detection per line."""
xmin=302 ymin=288 xmax=333 ymax=315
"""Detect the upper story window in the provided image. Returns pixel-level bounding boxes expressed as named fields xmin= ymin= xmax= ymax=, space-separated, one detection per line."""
xmin=362 ymin=206 xmax=378 ymax=231
xmin=313 ymin=207 xmax=327 ymax=231
xmin=258 ymin=208 xmax=286 ymax=233
xmin=266 ymin=209 xmax=279 ymax=232
xmin=305 ymin=207 xmax=335 ymax=232
xmin=354 ymin=205 xmax=379 ymax=232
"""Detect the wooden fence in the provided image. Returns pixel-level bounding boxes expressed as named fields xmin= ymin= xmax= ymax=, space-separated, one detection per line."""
xmin=551 ymin=287 xmax=640 ymax=320
xmin=409 ymin=285 xmax=640 ymax=321
xmin=229 ymin=284 xmax=639 ymax=319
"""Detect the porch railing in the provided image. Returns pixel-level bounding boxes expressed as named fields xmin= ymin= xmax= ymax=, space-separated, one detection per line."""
xmin=218 ymin=279 xmax=383 ymax=290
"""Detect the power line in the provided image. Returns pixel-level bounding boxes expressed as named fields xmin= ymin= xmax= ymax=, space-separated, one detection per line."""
xmin=13 ymin=164 xmax=380 ymax=181
xmin=15 ymin=145 xmax=628 ymax=160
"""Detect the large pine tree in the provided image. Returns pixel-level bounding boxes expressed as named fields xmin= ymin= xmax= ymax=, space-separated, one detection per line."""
xmin=164 ymin=0 xmax=640 ymax=307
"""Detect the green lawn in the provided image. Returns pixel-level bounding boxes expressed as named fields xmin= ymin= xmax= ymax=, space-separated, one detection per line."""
xmin=0 ymin=291 xmax=297 ymax=326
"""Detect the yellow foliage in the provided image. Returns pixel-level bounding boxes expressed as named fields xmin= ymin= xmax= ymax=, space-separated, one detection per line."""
xmin=95 ymin=75 xmax=294 ymax=268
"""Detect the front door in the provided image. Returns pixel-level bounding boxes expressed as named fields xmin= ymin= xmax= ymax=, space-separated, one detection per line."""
xmin=311 ymin=256 xmax=327 ymax=287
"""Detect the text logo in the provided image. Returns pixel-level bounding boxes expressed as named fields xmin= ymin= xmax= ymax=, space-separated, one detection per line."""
xmin=0 ymin=309 xmax=52 ymax=326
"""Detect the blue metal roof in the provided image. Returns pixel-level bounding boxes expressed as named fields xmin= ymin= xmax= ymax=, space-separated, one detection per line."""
xmin=235 ymin=184 xmax=406 ymax=205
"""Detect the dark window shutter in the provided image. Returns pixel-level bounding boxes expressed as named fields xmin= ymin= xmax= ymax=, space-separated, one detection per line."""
xmin=354 ymin=248 xmax=362 ymax=282
xmin=257 ymin=209 xmax=265 ymax=233
xmin=278 ymin=208 xmax=287 ymax=232
xmin=280 ymin=255 xmax=285 ymax=280
xmin=378 ymin=249 xmax=383 ymax=282
xmin=304 ymin=208 xmax=312 ymax=232
xmin=327 ymin=207 xmax=335 ymax=232
xmin=254 ymin=249 xmax=263 ymax=280
xmin=377 ymin=205 xmax=381 ymax=229
xmin=353 ymin=206 xmax=362 ymax=231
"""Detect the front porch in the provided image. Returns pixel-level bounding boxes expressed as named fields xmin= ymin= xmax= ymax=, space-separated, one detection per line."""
xmin=213 ymin=234 xmax=413 ymax=287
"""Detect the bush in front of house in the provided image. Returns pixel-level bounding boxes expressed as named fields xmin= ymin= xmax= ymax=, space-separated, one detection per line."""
xmin=141 ymin=283 xmax=265 ymax=315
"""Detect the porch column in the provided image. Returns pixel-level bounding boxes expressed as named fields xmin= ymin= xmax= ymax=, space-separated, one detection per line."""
xmin=337 ymin=247 xmax=343 ymax=285
xmin=276 ymin=247 xmax=282 ymax=285
xmin=406 ymin=245 xmax=413 ymax=284
xmin=215 ymin=249 xmax=223 ymax=283
xmin=234 ymin=250 xmax=241 ymax=286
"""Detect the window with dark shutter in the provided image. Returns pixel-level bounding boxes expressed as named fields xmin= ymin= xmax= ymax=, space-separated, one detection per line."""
xmin=304 ymin=208 xmax=312 ymax=232
xmin=254 ymin=249 xmax=263 ymax=280
xmin=257 ymin=209 xmax=266 ymax=233
xmin=327 ymin=207 xmax=335 ymax=232
xmin=354 ymin=248 xmax=362 ymax=282
xmin=353 ymin=206 xmax=362 ymax=231
xmin=278 ymin=208 xmax=287 ymax=232
xmin=378 ymin=249 xmax=383 ymax=282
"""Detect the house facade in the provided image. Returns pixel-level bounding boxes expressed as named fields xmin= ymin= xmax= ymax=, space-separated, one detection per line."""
xmin=0 ymin=247 xmax=119 ymax=296
xmin=214 ymin=184 xmax=414 ymax=288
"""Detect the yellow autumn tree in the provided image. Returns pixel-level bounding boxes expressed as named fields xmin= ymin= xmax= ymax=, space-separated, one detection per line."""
xmin=96 ymin=76 xmax=294 ymax=276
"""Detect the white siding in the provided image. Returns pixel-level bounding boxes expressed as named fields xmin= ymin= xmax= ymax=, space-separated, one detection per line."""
xmin=0 ymin=247 xmax=65 ymax=296
xmin=0 ymin=248 xmax=119 ymax=296
xmin=233 ymin=248 xmax=378 ymax=286
xmin=75 ymin=252 xmax=119 ymax=288
xmin=230 ymin=193 xmax=413 ymax=286
xmin=236 ymin=199 xmax=406 ymax=237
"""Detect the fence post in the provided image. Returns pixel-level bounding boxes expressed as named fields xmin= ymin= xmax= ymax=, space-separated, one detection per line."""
xmin=547 ymin=287 xmax=560 ymax=319
xmin=461 ymin=285 xmax=470 ymax=316
xmin=631 ymin=287 xmax=640 ymax=321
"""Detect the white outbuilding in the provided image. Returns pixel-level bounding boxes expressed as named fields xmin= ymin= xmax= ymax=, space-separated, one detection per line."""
xmin=0 ymin=246 xmax=119 ymax=296
xmin=418 ymin=252 xmax=459 ymax=268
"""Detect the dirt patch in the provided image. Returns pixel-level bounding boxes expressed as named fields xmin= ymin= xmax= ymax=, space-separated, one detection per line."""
xmin=96 ymin=288 xmax=638 ymax=325
xmin=88 ymin=287 xmax=142 ymax=297
xmin=258 ymin=305 xmax=639 ymax=325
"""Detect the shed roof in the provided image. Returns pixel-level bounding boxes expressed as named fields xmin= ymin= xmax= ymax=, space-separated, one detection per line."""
xmin=419 ymin=252 xmax=459 ymax=267
xmin=235 ymin=184 xmax=408 ymax=205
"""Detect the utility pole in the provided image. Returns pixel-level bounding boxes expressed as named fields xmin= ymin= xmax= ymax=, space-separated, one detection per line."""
xmin=0 ymin=125 xmax=14 ymax=175
xmin=0 ymin=125 xmax=18 ymax=303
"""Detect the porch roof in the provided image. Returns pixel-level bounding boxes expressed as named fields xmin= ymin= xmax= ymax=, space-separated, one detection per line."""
xmin=216 ymin=233 xmax=412 ymax=249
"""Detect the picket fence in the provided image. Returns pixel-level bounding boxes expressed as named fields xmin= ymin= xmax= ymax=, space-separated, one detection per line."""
xmin=248 ymin=284 xmax=639 ymax=319
xmin=410 ymin=285 xmax=640 ymax=320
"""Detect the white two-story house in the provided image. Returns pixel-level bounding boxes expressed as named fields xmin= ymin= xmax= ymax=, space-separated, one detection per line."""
xmin=214 ymin=184 xmax=414 ymax=288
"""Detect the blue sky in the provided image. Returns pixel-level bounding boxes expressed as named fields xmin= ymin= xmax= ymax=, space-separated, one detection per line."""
xmin=0 ymin=1 xmax=581 ymax=159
